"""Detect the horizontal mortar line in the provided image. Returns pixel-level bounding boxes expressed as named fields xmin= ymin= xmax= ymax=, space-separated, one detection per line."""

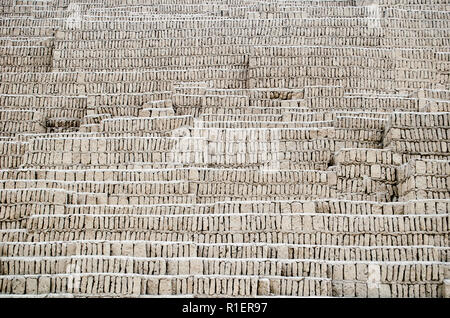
xmin=331 ymin=279 xmax=442 ymax=285
xmin=27 ymin=212 xmax=450 ymax=218
xmin=0 ymin=94 xmax=86 ymax=98
xmin=0 ymin=166 xmax=437 ymax=172
xmin=2 ymin=198 xmax=450 ymax=206
xmin=0 ymin=272 xmax=331 ymax=281
xmin=0 ymin=273 xmax=331 ymax=280
xmin=57 ymin=208 xmax=445 ymax=214
xmin=1 ymin=256 xmax=448 ymax=265
xmin=0 ymin=294 xmax=194 ymax=298
xmin=1 ymin=240 xmax=448 ymax=250
xmin=0 ymin=179 xmax=188 ymax=184
xmin=26 ymin=231 xmax=449 ymax=236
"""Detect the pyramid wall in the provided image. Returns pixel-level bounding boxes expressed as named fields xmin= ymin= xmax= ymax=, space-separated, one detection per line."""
xmin=0 ymin=0 xmax=449 ymax=298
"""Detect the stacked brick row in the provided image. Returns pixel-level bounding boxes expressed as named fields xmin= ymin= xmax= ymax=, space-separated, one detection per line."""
xmin=384 ymin=112 xmax=450 ymax=162
xmin=335 ymin=149 xmax=400 ymax=202
xmin=397 ymin=159 xmax=450 ymax=201
xmin=0 ymin=0 xmax=449 ymax=298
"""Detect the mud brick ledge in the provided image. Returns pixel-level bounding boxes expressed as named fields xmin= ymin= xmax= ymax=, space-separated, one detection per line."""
xmin=0 ymin=0 xmax=449 ymax=298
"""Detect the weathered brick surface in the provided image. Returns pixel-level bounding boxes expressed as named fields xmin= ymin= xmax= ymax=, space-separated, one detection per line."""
xmin=0 ymin=0 xmax=448 ymax=298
